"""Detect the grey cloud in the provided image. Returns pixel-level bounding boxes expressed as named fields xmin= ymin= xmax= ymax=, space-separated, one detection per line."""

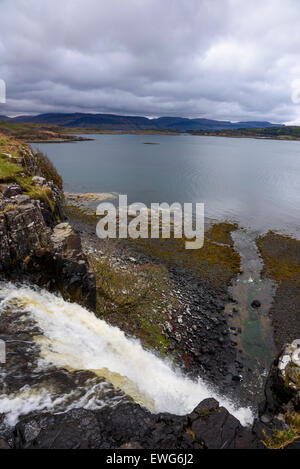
xmin=0 ymin=0 xmax=300 ymax=122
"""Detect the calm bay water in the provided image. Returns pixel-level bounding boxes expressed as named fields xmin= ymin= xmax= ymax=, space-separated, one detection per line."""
xmin=36 ymin=134 xmax=300 ymax=236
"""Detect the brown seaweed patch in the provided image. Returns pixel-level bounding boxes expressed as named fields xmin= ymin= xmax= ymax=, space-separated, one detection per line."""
xmin=257 ymin=231 xmax=300 ymax=283
xmin=257 ymin=231 xmax=300 ymax=348
xmin=130 ymin=222 xmax=240 ymax=286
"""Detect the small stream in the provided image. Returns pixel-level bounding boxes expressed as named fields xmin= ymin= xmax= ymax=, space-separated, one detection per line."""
xmin=225 ymin=229 xmax=277 ymax=399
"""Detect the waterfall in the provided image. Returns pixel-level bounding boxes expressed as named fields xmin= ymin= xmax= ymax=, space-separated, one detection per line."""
xmin=0 ymin=283 xmax=253 ymax=427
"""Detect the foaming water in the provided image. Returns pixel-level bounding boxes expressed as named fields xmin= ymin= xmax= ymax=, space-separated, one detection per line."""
xmin=0 ymin=380 xmax=125 ymax=427
xmin=0 ymin=283 xmax=253 ymax=426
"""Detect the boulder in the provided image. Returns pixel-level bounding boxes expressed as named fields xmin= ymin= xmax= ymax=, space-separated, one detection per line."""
xmin=51 ymin=222 xmax=82 ymax=254
xmin=32 ymin=176 xmax=46 ymax=186
xmin=251 ymin=300 xmax=261 ymax=308
xmin=13 ymin=409 xmax=103 ymax=449
xmin=3 ymin=184 xmax=22 ymax=198
xmin=189 ymin=398 xmax=245 ymax=449
xmin=263 ymin=339 xmax=300 ymax=415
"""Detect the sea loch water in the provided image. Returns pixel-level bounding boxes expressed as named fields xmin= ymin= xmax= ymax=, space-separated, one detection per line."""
xmin=36 ymin=134 xmax=300 ymax=237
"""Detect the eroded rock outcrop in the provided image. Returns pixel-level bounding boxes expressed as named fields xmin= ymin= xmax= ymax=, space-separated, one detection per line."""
xmin=263 ymin=339 xmax=300 ymax=416
xmin=0 ymin=135 xmax=96 ymax=310
xmin=255 ymin=339 xmax=300 ymax=449
xmin=11 ymin=400 xmax=253 ymax=449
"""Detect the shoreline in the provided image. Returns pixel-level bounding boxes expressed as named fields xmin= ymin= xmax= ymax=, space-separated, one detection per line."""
xmin=2 ymin=122 xmax=300 ymax=143
xmin=65 ymin=129 xmax=300 ymax=142
xmin=65 ymin=192 xmax=300 ymax=412
xmin=65 ymin=195 xmax=275 ymax=408
xmin=26 ymin=136 xmax=94 ymax=143
xmin=188 ymin=133 xmax=300 ymax=142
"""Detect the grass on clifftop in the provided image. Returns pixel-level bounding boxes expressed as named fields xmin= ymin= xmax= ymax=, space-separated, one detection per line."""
xmin=262 ymin=413 xmax=300 ymax=449
xmin=0 ymin=159 xmax=24 ymax=182
xmin=0 ymin=133 xmax=28 ymax=157
xmin=35 ymin=151 xmax=63 ymax=189
xmin=0 ymin=132 xmax=61 ymax=211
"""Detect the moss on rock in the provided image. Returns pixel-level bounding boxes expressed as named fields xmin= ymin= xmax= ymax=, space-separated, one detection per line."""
xmin=262 ymin=413 xmax=300 ymax=449
xmin=131 ymin=222 xmax=240 ymax=287
xmin=89 ymin=256 xmax=179 ymax=356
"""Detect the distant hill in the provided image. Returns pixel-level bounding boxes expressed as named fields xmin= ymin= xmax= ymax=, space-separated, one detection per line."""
xmin=0 ymin=113 xmax=284 ymax=132
xmin=189 ymin=126 xmax=300 ymax=140
xmin=9 ymin=113 xmax=156 ymax=131
xmin=154 ymin=117 xmax=283 ymax=131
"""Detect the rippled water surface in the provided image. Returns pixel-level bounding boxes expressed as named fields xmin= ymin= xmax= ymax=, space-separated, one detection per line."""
xmin=36 ymin=134 xmax=300 ymax=235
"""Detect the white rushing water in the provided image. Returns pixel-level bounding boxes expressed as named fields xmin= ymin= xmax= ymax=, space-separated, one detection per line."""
xmin=0 ymin=283 xmax=253 ymax=426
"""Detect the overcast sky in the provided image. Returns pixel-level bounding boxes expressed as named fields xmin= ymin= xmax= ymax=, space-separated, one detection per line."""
xmin=1 ymin=0 xmax=300 ymax=123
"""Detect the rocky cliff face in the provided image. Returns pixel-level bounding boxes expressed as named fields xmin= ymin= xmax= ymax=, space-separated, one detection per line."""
xmin=0 ymin=134 xmax=96 ymax=310
xmin=263 ymin=340 xmax=300 ymax=416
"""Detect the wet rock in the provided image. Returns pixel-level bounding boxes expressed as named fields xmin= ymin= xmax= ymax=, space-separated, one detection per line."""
xmin=14 ymin=409 xmax=103 ymax=449
xmin=0 ymin=439 xmax=10 ymax=449
xmin=232 ymin=374 xmax=242 ymax=382
xmin=261 ymin=414 xmax=271 ymax=424
xmin=188 ymin=398 xmax=247 ymax=449
xmin=189 ymin=398 xmax=219 ymax=420
xmin=12 ymin=403 xmax=190 ymax=449
xmin=251 ymin=300 xmax=261 ymax=308
xmin=11 ymin=399 xmax=260 ymax=450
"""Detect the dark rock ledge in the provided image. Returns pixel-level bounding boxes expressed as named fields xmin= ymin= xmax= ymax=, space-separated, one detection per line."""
xmin=2 ymin=342 xmax=297 ymax=450
xmin=10 ymin=399 xmax=253 ymax=449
